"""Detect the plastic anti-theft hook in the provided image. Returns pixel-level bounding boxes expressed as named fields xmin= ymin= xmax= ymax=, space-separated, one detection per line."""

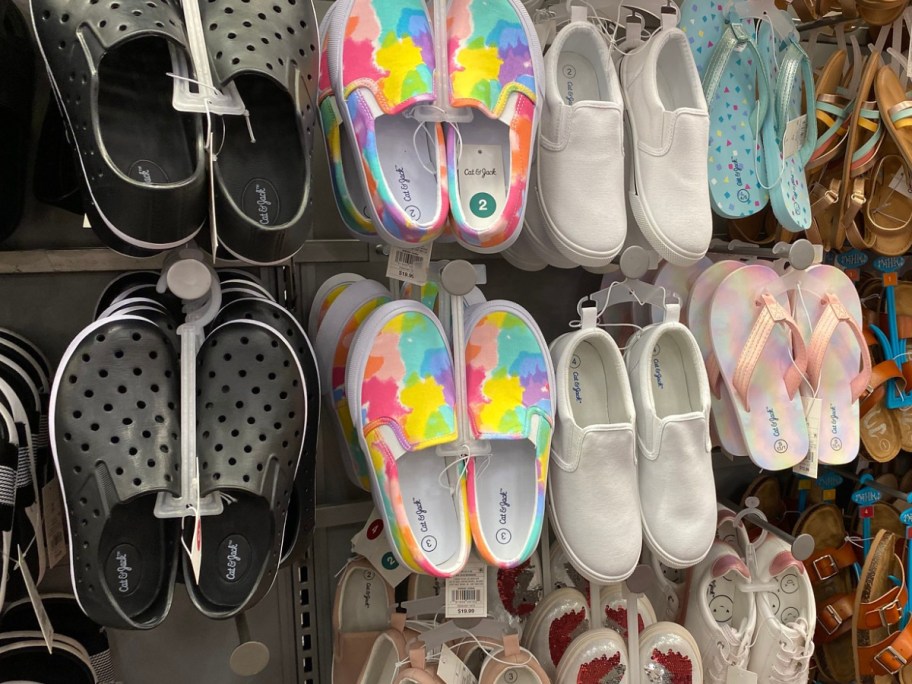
xmin=441 ymin=260 xmax=478 ymax=297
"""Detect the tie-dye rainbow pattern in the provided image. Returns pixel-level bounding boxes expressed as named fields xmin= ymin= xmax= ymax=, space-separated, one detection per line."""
xmin=465 ymin=308 xmax=553 ymax=566
xmin=338 ymin=0 xmax=448 ymax=244
xmin=359 ymin=308 xmax=466 ymax=574
xmin=318 ymin=18 xmax=376 ymax=240
xmin=446 ymin=0 xmax=538 ymax=250
xmin=330 ymin=295 xmax=391 ymax=490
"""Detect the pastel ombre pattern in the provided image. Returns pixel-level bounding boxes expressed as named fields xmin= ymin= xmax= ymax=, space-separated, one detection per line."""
xmin=446 ymin=0 xmax=540 ymax=251
xmin=465 ymin=303 xmax=554 ymax=567
xmin=359 ymin=307 xmax=466 ymax=575
xmin=330 ymin=295 xmax=391 ymax=490
xmin=334 ymin=0 xmax=448 ymax=245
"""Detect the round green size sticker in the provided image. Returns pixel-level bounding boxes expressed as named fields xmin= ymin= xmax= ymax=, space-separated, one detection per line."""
xmin=381 ymin=552 xmax=399 ymax=571
xmin=470 ymin=192 xmax=496 ymax=218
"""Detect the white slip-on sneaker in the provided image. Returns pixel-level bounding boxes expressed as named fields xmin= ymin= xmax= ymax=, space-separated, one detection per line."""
xmin=555 ymin=627 xmax=630 ymax=683
xmin=524 ymin=163 xmax=578 ymax=269
xmin=314 ymin=279 xmax=392 ymax=491
xmin=537 ymin=18 xmax=626 ymax=267
xmin=521 ymin=586 xmax=591 ymax=680
xmin=620 ymin=28 xmax=712 ymax=266
xmin=463 ymin=300 xmax=555 ymax=568
xmin=640 ymin=621 xmax=704 ymax=684
xmin=641 ymin=545 xmax=689 ymax=623
xmin=346 ymin=300 xmax=471 ymax=577
xmin=625 ymin=322 xmax=716 ymax=569
xmin=548 ymin=327 xmax=640 ymax=584
xmin=599 ymin=583 xmax=657 ymax=639
xmin=684 ymin=540 xmax=756 ymax=684
xmin=502 ymin=229 xmax=549 ymax=272
xmin=746 ymin=535 xmax=815 ymax=684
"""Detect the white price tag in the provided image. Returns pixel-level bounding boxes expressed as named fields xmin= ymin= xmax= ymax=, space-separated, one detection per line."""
xmin=458 ymin=145 xmax=505 ymax=224
xmin=18 ymin=545 xmax=54 ymax=653
xmin=351 ymin=509 xmax=411 ymax=588
xmin=438 ymin=644 xmax=479 ymax=684
xmin=783 ymin=115 xmax=808 ymax=158
xmin=445 ymin=560 xmax=487 ymax=619
xmin=794 ymin=396 xmax=820 ymax=479
xmin=41 ymin=478 xmax=67 ymax=569
xmin=726 ymin=666 xmax=758 ymax=684
xmin=386 ymin=244 xmax=432 ymax=286
xmin=890 ymin=168 xmax=912 ymax=200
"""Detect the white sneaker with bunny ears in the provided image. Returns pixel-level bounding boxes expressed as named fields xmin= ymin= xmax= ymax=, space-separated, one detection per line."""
xmin=548 ymin=325 xmax=640 ymax=584
xmin=625 ymin=322 xmax=716 ymax=569
xmin=684 ymin=540 xmax=756 ymax=684
xmin=747 ymin=535 xmax=815 ymax=684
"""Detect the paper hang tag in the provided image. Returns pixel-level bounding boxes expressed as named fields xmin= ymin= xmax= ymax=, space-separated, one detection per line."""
xmin=188 ymin=512 xmax=203 ymax=584
xmin=41 ymin=478 xmax=67 ymax=569
xmin=445 ymin=559 xmax=487 ymax=619
xmin=351 ymin=510 xmax=412 ymax=588
xmin=386 ymin=244 xmax=432 ymax=286
xmin=793 ymin=396 xmax=820 ymax=479
xmin=570 ymin=5 xmax=588 ymax=23
xmin=438 ymin=644 xmax=479 ymax=684
xmin=889 ymin=168 xmax=912 ymax=200
xmin=18 ymin=545 xmax=54 ymax=653
xmin=726 ymin=666 xmax=758 ymax=684
xmin=783 ymin=115 xmax=808 ymax=159
xmin=458 ymin=145 xmax=505 ymax=224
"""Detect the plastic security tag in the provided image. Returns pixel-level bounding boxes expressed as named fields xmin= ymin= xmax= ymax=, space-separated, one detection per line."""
xmin=41 ymin=478 xmax=67 ymax=569
xmin=82 ymin=215 xmax=91 ymax=229
xmin=189 ymin=513 xmax=203 ymax=583
xmin=351 ymin=510 xmax=411 ymax=588
xmin=794 ymin=396 xmax=821 ymax=478
xmin=459 ymin=145 xmax=505 ymax=224
xmin=783 ymin=115 xmax=808 ymax=158
xmin=445 ymin=560 xmax=487 ymax=619
xmin=438 ymin=644 xmax=479 ymax=684
xmin=386 ymin=244 xmax=432 ymax=286
xmin=726 ymin=666 xmax=758 ymax=684
xmin=890 ymin=167 xmax=912 ymax=200
xmin=18 ymin=545 xmax=54 ymax=652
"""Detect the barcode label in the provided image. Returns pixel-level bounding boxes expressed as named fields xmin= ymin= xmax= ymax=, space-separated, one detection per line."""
xmin=386 ymin=244 xmax=431 ymax=285
xmin=445 ymin=559 xmax=487 ymax=619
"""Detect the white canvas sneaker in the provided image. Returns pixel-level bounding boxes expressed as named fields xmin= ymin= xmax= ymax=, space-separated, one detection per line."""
xmin=537 ymin=19 xmax=626 ymax=267
xmin=620 ymin=28 xmax=712 ymax=266
xmin=625 ymin=322 xmax=716 ymax=568
xmin=548 ymin=327 xmax=640 ymax=584
xmin=684 ymin=540 xmax=756 ymax=684
xmin=746 ymin=535 xmax=815 ymax=684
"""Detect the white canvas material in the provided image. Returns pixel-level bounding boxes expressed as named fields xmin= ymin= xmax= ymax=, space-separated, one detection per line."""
xmin=537 ymin=20 xmax=626 ymax=267
xmin=625 ymin=323 xmax=716 ymax=569
xmin=502 ymin=229 xmax=548 ymax=272
xmin=554 ymin=627 xmax=630 ymax=683
xmin=639 ymin=622 xmax=704 ymax=684
xmin=620 ymin=28 xmax=712 ymax=267
xmin=548 ymin=327 xmax=639 ymax=583
xmin=684 ymin=540 xmax=757 ymax=684
xmin=520 ymin=587 xmax=591 ymax=680
xmin=746 ymin=535 xmax=815 ymax=684
xmin=523 ymin=162 xmax=578 ymax=269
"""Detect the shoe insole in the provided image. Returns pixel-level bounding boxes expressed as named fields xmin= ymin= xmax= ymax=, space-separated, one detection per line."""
xmin=360 ymin=636 xmax=400 ymax=683
xmin=568 ymin=341 xmax=613 ymax=427
xmin=473 ymin=445 xmax=535 ymax=561
xmin=649 ymin=335 xmax=698 ymax=418
xmin=756 ymin=566 xmax=808 ymax=625
xmin=194 ymin=494 xmax=273 ymax=610
xmin=706 ymin=574 xmax=750 ymax=626
xmin=98 ymin=37 xmax=196 ymax=184
xmin=0 ymin=642 xmax=95 ymax=683
xmin=491 ymin=668 xmax=540 ymax=684
xmin=656 ymin=47 xmax=702 ymax=111
xmin=398 ymin=449 xmax=460 ymax=567
xmin=456 ymin=116 xmax=509 ymax=232
xmin=340 ymin=565 xmax=391 ymax=631
xmin=375 ymin=115 xmax=440 ymax=225
xmin=219 ymin=75 xmax=306 ymax=227
xmin=556 ymin=51 xmax=602 ymax=105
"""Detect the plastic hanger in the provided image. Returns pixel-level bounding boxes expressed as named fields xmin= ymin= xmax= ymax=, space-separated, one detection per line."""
xmin=733 ymin=0 xmax=797 ymax=39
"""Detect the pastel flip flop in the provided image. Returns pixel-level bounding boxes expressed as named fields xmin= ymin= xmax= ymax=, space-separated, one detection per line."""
xmin=702 ymin=16 xmax=771 ymax=218
xmin=791 ymin=265 xmax=872 ymax=465
xmin=680 ymin=0 xmax=728 ymax=79
xmin=760 ymin=29 xmax=817 ymax=232
xmin=689 ymin=260 xmax=751 ymax=456
xmin=710 ymin=264 xmax=809 ymax=469
xmin=649 ymin=257 xmax=713 ymax=324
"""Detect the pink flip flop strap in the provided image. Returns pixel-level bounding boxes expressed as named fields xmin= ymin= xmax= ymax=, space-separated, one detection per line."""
xmin=706 ymin=352 xmax=722 ymax=399
xmin=733 ymin=293 xmax=808 ymax=411
xmin=807 ymin=293 xmax=873 ymax=402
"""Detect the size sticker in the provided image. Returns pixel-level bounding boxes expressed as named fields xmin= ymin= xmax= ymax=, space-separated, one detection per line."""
xmin=351 ymin=509 xmax=411 ymax=588
xmin=459 ymin=145 xmax=504 ymax=223
xmin=42 ymin=478 xmax=67 ymax=569
xmin=726 ymin=666 xmax=758 ymax=684
xmin=793 ymin=396 xmax=820 ymax=479
xmin=890 ymin=168 xmax=912 ymax=200
xmin=783 ymin=115 xmax=808 ymax=159
xmin=445 ymin=560 xmax=487 ymax=619
xmin=18 ymin=545 xmax=55 ymax=653
xmin=438 ymin=644 xmax=479 ymax=684
xmin=386 ymin=244 xmax=432 ymax=286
